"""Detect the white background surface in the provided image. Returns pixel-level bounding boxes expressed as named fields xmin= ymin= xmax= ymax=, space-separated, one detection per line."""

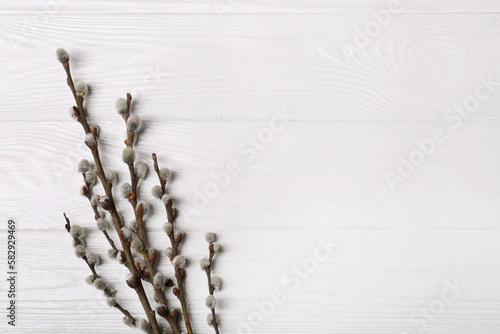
xmin=1 ymin=1 xmax=500 ymax=333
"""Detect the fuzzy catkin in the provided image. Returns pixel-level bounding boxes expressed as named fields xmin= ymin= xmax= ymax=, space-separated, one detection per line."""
xmin=200 ymin=257 xmax=211 ymax=270
xmin=90 ymin=194 xmax=100 ymax=206
xmin=75 ymin=82 xmax=88 ymax=96
xmin=85 ymin=171 xmax=96 ymax=185
xmin=78 ymin=159 xmax=90 ymax=173
xmin=211 ymin=276 xmax=222 ymax=290
xmin=172 ymin=255 xmax=186 ymax=268
xmin=151 ymin=185 xmax=163 ymax=198
xmin=93 ymin=278 xmax=106 ymax=290
xmin=165 ymin=247 xmax=173 ymax=258
xmin=153 ymin=273 xmax=166 ymax=288
xmin=121 ymin=227 xmax=132 ymax=241
xmin=108 ymin=248 xmax=118 ymax=259
xmin=123 ymin=316 xmax=135 ymax=327
xmin=211 ymin=242 xmax=220 ymax=253
xmin=56 ymin=48 xmax=69 ymax=63
xmin=85 ymin=275 xmax=95 ymax=285
xmin=137 ymin=319 xmax=150 ymax=332
xmin=87 ymin=252 xmax=100 ymax=265
xmin=115 ymin=97 xmax=128 ymax=115
xmin=205 ymin=232 xmax=216 ymax=243
xmin=131 ymin=238 xmax=144 ymax=251
xmin=206 ymin=313 xmax=219 ymax=326
xmin=85 ymin=133 xmax=96 ymax=147
xmin=205 ymin=295 xmax=217 ymax=309
xmin=122 ymin=147 xmax=136 ymax=164
xmin=159 ymin=167 xmax=171 ymax=182
xmin=106 ymin=297 xmax=117 ymax=307
xmin=163 ymin=222 xmax=173 ymax=234
xmin=96 ymin=218 xmax=107 ymax=231
xmin=127 ymin=114 xmax=141 ymax=132
xmin=121 ymin=183 xmax=132 ymax=198
xmin=70 ymin=225 xmax=83 ymax=238
xmin=135 ymin=161 xmax=148 ymax=179
xmin=74 ymin=245 xmax=86 ymax=258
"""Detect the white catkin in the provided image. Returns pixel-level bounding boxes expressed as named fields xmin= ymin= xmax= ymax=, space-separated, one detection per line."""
xmin=105 ymin=286 xmax=116 ymax=297
xmin=74 ymin=245 xmax=86 ymax=258
xmin=75 ymin=82 xmax=88 ymax=96
xmin=78 ymin=159 xmax=90 ymax=173
xmin=134 ymin=161 xmax=148 ymax=179
xmin=121 ymin=183 xmax=132 ymax=198
xmin=159 ymin=167 xmax=171 ymax=182
xmin=205 ymin=232 xmax=216 ymax=243
xmin=151 ymin=185 xmax=163 ymax=198
xmin=161 ymin=194 xmax=172 ymax=205
xmin=87 ymin=253 xmax=100 ymax=265
xmin=172 ymin=255 xmax=186 ymax=268
xmin=134 ymin=257 xmax=146 ymax=270
xmin=137 ymin=319 xmax=150 ymax=332
xmin=97 ymin=211 xmax=105 ymax=218
xmin=121 ymin=227 xmax=132 ymax=241
xmin=105 ymin=171 xmax=117 ymax=184
xmin=90 ymin=194 xmax=100 ymax=206
xmin=115 ymin=97 xmax=128 ymax=115
xmin=85 ymin=133 xmax=96 ymax=147
xmin=137 ymin=201 xmax=149 ymax=216
xmin=123 ymin=316 xmax=135 ymax=327
xmin=127 ymin=114 xmax=141 ymax=132
xmin=211 ymin=276 xmax=222 ymax=290
xmin=93 ymin=278 xmax=106 ymax=290
xmin=56 ymin=48 xmax=69 ymax=63
xmin=108 ymin=248 xmax=118 ymax=259
xmin=85 ymin=275 xmax=95 ymax=285
xmin=96 ymin=218 xmax=107 ymax=231
xmin=85 ymin=171 xmax=96 ymax=185
xmin=211 ymin=243 xmax=220 ymax=253
xmin=106 ymin=297 xmax=117 ymax=307
xmin=165 ymin=247 xmax=173 ymax=258
xmin=206 ymin=313 xmax=219 ymax=326
xmin=131 ymin=238 xmax=144 ymax=251
xmin=122 ymin=147 xmax=136 ymax=164
xmin=205 ymin=295 xmax=217 ymax=309
xmin=163 ymin=222 xmax=173 ymax=234
xmin=200 ymin=257 xmax=211 ymax=270
xmin=70 ymin=225 xmax=83 ymax=238
xmin=130 ymin=220 xmax=138 ymax=232
xmin=69 ymin=107 xmax=78 ymax=120
xmin=153 ymin=273 xmax=166 ymax=288
xmin=88 ymin=123 xmax=99 ymax=137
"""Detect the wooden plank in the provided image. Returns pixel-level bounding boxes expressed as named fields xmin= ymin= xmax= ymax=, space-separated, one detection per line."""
xmin=3 ymin=0 xmax=500 ymax=14
xmin=2 ymin=229 xmax=500 ymax=333
xmin=2 ymin=13 xmax=500 ymax=120
xmin=2 ymin=119 xmax=500 ymax=232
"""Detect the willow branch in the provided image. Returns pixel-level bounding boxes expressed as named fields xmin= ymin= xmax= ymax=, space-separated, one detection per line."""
xmin=61 ymin=62 xmax=161 ymax=334
xmin=152 ymin=153 xmax=194 ymax=334
xmin=63 ymin=213 xmax=137 ymax=323
xmin=120 ymin=96 xmax=181 ymax=334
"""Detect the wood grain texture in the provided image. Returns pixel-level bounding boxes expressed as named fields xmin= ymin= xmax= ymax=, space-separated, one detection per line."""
xmin=1 ymin=1 xmax=500 ymax=333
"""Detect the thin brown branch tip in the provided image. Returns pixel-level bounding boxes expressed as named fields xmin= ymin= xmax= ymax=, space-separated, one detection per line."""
xmin=58 ymin=48 xmax=224 ymax=334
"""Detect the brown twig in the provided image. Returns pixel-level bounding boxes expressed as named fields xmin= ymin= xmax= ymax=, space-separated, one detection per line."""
xmin=81 ymin=173 xmax=119 ymax=254
xmin=120 ymin=96 xmax=182 ymax=334
xmin=205 ymin=244 xmax=221 ymax=334
xmin=63 ymin=213 xmax=137 ymax=323
xmin=61 ymin=62 xmax=161 ymax=334
xmin=152 ymin=153 xmax=194 ymax=334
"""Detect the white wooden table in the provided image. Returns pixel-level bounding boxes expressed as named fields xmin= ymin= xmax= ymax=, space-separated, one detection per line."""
xmin=1 ymin=1 xmax=500 ymax=333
